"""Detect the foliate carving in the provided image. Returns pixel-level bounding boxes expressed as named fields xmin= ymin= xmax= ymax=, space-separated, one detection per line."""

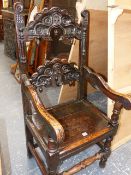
xmin=30 ymin=58 xmax=80 ymax=91
xmin=14 ymin=2 xmax=26 ymax=63
xmin=15 ymin=2 xmax=23 ymax=13
xmin=25 ymin=7 xmax=82 ymax=40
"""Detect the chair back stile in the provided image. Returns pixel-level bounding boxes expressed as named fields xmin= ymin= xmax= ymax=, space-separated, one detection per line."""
xmin=14 ymin=3 xmax=27 ymax=74
xmin=78 ymin=10 xmax=89 ymax=100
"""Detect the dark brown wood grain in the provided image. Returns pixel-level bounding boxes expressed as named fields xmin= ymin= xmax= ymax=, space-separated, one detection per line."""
xmin=22 ymin=74 xmax=65 ymax=144
xmin=84 ymin=66 xmax=131 ymax=110
xmin=28 ymin=142 xmax=48 ymax=174
xmin=14 ymin=2 xmax=131 ymax=174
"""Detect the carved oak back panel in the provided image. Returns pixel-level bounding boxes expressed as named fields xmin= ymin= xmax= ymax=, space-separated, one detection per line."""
xmin=14 ymin=2 xmax=89 ymax=91
xmin=25 ymin=7 xmax=81 ymax=41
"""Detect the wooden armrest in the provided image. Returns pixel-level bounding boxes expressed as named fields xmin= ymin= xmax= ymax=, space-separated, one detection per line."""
xmin=21 ymin=74 xmax=65 ymax=144
xmin=84 ymin=66 xmax=131 ymax=110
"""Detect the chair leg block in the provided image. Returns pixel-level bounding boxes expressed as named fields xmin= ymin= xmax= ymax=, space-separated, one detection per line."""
xmin=46 ymin=138 xmax=61 ymax=175
xmin=99 ymin=157 xmax=107 ymax=168
xmin=27 ymin=146 xmax=33 ymax=159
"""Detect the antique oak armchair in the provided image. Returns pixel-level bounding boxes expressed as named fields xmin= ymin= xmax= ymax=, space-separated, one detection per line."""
xmin=14 ymin=2 xmax=131 ymax=175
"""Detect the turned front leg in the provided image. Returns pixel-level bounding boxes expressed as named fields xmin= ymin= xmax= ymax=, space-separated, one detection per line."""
xmin=99 ymin=136 xmax=113 ymax=168
xmin=47 ymin=138 xmax=60 ymax=175
xmin=100 ymin=101 xmax=123 ymax=168
xmin=111 ymin=101 xmax=123 ymax=126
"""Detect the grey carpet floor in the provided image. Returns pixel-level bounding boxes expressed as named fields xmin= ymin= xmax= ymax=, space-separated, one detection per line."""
xmin=0 ymin=42 xmax=131 ymax=175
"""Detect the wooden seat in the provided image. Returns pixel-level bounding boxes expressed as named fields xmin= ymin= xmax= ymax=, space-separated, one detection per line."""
xmin=26 ymin=99 xmax=114 ymax=158
xmin=49 ymin=100 xmax=111 ymax=145
xmin=14 ymin=2 xmax=131 ymax=175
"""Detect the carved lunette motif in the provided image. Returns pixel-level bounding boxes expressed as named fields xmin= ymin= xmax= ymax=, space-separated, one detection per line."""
xmin=24 ymin=7 xmax=82 ymax=40
xmin=30 ymin=58 xmax=80 ymax=91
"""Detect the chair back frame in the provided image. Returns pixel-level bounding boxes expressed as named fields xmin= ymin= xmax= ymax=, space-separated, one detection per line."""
xmin=14 ymin=2 xmax=89 ymax=99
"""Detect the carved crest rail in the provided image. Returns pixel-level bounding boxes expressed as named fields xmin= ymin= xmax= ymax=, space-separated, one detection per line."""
xmin=30 ymin=58 xmax=80 ymax=91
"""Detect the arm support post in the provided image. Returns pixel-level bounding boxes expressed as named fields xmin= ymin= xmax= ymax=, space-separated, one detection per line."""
xmin=21 ymin=74 xmax=65 ymax=144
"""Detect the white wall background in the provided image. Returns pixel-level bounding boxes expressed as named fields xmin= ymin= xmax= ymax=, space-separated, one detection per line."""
xmin=76 ymin=0 xmax=108 ymax=11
